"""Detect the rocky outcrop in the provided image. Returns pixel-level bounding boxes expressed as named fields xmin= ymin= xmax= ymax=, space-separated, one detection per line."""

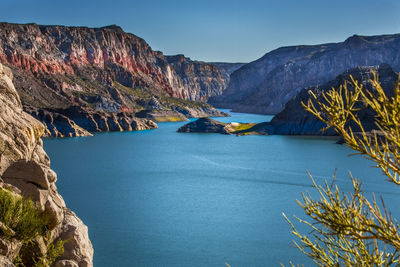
xmin=263 ymin=64 xmax=398 ymax=135
xmin=177 ymin=117 xmax=262 ymax=135
xmin=210 ymin=33 xmax=400 ymax=114
xmin=26 ymin=105 xmax=158 ymax=137
xmin=0 ymin=22 xmax=228 ymax=136
xmin=178 ymin=118 xmax=230 ymax=134
xmin=0 ymin=63 xmax=93 ymax=265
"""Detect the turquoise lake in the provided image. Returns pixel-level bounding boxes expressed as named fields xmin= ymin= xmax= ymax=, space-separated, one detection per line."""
xmin=43 ymin=111 xmax=400 ymax=266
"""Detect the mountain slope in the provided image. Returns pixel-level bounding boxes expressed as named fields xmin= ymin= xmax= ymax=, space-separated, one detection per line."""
xmin=0 ymin=22 xmax=228 ymax=136
xmin=210 ymin=34 xmax=400 ymax=114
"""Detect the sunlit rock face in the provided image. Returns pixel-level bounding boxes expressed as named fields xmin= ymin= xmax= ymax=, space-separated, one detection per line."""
xmin=165 ymin=55 xmax=233 ymax=101
xmin=0 ymin=62 xmax=93 ymax=266
xmin=0 ymin=22 xmax=227 ymax=136
xmin=210 ymin=34 xmax=400 ymax=114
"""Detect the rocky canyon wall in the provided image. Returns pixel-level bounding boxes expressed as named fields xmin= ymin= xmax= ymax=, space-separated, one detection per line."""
xmin=0 ymin=22 xmax=228 ymax=136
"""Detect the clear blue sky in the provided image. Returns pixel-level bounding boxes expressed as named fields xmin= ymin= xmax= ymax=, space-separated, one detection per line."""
xmin=2 ymin=0 xmax=400 ymax=62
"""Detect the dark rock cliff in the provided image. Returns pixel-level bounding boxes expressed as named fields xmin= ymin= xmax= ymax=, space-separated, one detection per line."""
xmin=0 ymin=22 xmax=228 ymax=136
xmin=211 ymin=34 xmax=400 ymax=114
xmin=264 ymin=64 xmax=398 ymax=135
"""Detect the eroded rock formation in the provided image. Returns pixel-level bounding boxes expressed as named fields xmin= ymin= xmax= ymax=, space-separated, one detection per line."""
xmin=0 ymin=63 xmax=93 ymax=266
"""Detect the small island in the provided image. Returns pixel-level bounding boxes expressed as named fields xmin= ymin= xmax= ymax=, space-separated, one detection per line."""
xmin=177 ymin=117 xmax=268 ymax=135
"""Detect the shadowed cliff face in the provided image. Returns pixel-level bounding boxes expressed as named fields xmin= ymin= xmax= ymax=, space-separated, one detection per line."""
xmin=0 ymin=22 xmax=228 ymax=136
xmin=263 ymin=64 xmax=398 ymax=135
xmin=0 ymin=63 xmax=93 ymax=266
xmin=210 ymin=34 xmax=400 ymax=114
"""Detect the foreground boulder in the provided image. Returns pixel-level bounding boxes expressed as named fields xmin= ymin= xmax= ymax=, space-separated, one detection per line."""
xmin=0 ymin=63 xmax=93 ymax=266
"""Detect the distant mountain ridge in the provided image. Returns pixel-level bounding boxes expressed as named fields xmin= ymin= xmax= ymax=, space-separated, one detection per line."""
xmin=0 ymin=22 xmax=231 ymax=136
xmin=210 ymin=33 xmax=400 ymax=114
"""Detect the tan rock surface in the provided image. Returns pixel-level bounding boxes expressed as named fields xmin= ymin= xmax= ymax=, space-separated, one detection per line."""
xmin=0 ymin=63 xmax=93 ymax=266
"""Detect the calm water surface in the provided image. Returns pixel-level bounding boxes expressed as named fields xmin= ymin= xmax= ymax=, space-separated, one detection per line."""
xmin=44 ymin=111 xmax=400 ymax=266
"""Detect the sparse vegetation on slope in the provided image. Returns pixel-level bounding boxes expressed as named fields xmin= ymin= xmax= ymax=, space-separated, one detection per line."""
xmin=0 ymin=188 xmax=47 ymax=242
xmin=0 ymin=187 xmax=65 ymax=266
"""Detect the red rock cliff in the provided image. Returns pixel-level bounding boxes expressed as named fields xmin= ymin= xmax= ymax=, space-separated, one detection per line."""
xmin=0 ymin=23 xmax=226 ymax=102
xmin=0 ymin=23 xmax=228 ymax=136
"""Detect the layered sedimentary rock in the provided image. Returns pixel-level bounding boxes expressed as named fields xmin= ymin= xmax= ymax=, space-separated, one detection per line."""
xmin=0 ymin=22 xmax=227 ymax=136
xmin=165 ymin=55 xmax=230 ymax=100
xmin=264 ymin=64 xmax=398 ymax=135
xmin=0 ymin=63 xmax=93 ymax=265
xmin=211 ymin=34 xmax=400 ymax=114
